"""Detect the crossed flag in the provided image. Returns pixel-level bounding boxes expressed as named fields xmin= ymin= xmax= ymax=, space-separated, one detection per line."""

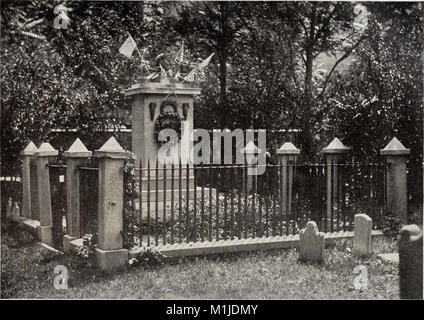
xmin=119 ymin=33 xmax=214 ymax=84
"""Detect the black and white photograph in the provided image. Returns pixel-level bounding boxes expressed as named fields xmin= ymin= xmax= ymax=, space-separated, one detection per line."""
xmin=0 ymin=0 xmax=422 ymax=304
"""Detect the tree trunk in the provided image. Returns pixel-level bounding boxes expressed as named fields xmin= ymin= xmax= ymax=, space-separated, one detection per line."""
xmin=218 ymin=50 xmax=228 ymax=128
xmin=301 ymin=3 xmax=317 ymax=159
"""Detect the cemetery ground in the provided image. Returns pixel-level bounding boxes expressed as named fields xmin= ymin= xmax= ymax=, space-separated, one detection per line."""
xmin=1 ymin=220 xmax=399 ymax=299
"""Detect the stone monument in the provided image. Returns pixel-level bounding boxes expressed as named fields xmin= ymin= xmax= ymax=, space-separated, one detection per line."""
xmin=123 ymin=74 xmax=202 ymax=218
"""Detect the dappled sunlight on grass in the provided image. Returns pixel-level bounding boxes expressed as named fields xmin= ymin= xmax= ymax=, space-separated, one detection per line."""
xmin=1 ymin=221 xmax=399 ymax=299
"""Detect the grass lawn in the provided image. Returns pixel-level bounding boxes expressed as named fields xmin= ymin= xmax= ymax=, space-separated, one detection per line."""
xmin=1 ymin=220 xmax=399 ymax=299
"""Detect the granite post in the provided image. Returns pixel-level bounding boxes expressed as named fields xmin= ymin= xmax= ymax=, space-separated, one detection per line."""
xmin=322 ymin=138 xmax=348 ymax=232
xmin=94 ymin=137 xmax=129 ymax=271
xmin=277 ymin=142 xmax=300 ymax=223
xmin=380 ymin=137 xmax=410 ymax=224
xmin=63 ymin=138 xmax=93 ymax=253
xmin=20 ymin=141 xmax=38 ymax=219
xmin=36 ymin=142 xmax=58 ymax=246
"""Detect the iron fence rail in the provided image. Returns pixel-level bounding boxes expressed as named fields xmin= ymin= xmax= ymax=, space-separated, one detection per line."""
xmin=129 ymin=161 xmax=386 ymax=248
xmin=48 ymin=163 xmax=67 ymax=250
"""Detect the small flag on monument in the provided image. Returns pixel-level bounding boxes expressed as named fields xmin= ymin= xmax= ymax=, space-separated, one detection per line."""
xmin=197 ymin=53 xmax=214 ymax=72
xmin=183 ymin=53 xmax=214 ymax=82
xmin=183 ymin=68 xmax=196 ymax=82
xmin=119 ymin=34 xmax=137 ymax=58
xmin=160 ymin=64 xmax=171 ymax=83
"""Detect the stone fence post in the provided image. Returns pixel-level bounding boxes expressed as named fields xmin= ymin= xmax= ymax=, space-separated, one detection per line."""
xmin=399 ymin=224 xmax=423 ymax=299
xmin=63 ymin=138 xmax=92 ymax=253
xmin=94 ymin=137 xmax=129 ymax=271
xmin=380 ymin=137 xmax=410 ymax=224
xmin=322 ymin=138 xmax=348 ymax=232
xmin=277 ymin=142 xmax=300 ymax=227
xmin=241 ymin=141 xmax=260 ymax=193
xmin=20 ymin=141 xmax=38 ymax=219
xmin=36 ymin=142 xmax=58 ymax=246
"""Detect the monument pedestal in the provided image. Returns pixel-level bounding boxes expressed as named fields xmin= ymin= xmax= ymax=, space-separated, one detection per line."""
xmin=124 ymin=79 xmax=204 ymax=222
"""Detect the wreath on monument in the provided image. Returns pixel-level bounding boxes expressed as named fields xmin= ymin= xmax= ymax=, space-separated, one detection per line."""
xmin=154 ymin=112 xmax=183 ymax=145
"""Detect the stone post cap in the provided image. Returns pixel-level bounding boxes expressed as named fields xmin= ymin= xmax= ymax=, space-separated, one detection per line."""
xmin=36 ymin=142 xmax=58 ymax=157
xmin=400 ymin=224 xmax=422 ymax=240
xmin=322 ymin=138 xmax=349 ymax=154
xmin=277 ymin=142 xmax=300 ymax=155
xmin=241 ymin=141 xmax=261 ymax=154
xmin=380 ymin=137 xmax=410 ymax=156
xmin=20 ymin=141 xmax=38 ymax=156
xmin=94 ymin=137 xmax=129 ymax=159
xmin=123 ymin=80 xmax=201 ymax=96
xmin=64 ymin=138 xmax=92 ymax=158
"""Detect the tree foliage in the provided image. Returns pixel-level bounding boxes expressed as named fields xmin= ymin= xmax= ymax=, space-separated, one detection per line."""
xmin=1 ymin=0 xmax=422 ymax=206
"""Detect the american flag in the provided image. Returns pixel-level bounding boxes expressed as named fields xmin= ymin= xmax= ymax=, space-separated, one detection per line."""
xmin=183 ymin=53 xmax=214 ymax=82
xmin=119 ymin=34 xmax=137 ymax=58
xmin=197 ymin=53 xmax=214 ymax=71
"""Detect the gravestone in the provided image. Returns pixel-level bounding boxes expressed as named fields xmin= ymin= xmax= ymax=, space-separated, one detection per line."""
xmin=6 ymin=198 xmax=12 ymax=219
xmin=399 ymin=224 xmax=423 ymax=299
xmin=353 ymin=214 xmax=372 ymax=256
xmin=11 ymin=202 xmax=20 ymax=221
xmin=299 ymin=221 xmax=325 ymax=264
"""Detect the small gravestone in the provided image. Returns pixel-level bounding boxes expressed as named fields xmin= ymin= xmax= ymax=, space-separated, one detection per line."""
xmin=6 ymin=198 xmax=13 ymax=219
xmin=11 ymin=202 xmax=20 ymax=221
xmin=353 ymin=214 xmax=372 ymax=256
xmin=299 ymin=221 xmax=325 ymax=264
xmin=399 ymin=224 xmax=423 ymax=299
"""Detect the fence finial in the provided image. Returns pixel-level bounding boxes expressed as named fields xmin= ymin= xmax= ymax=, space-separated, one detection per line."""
xmin=36 ymin=142 xmax=58 ymax=157
xmin=322 ymin=137 xmax=348 ymax=154
xmin=380 ymin=137 xmax=410 ymax=155
xmin=21 ymin=141 xmax=38 ymax=156
xmin=94 ymin=136 xmax=128 ymax=159
xmin=241 ymin=140 xmax=260 ymax=154
xmin=64 ymin=138 xmax=92 ymax=158
xmin=277 ymin=142 xmax=300 ymax=155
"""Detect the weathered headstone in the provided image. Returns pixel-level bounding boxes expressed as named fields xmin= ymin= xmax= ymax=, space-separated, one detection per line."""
xmin=11 ymin=202 xmax=20 ymax=221
xmin=353 ymin=214 xmax=373 ymax=256
xmin=299 ymin=221 xmax=325 ymax=264
xmin=6 ymin=198 xmax=13 ymax=219
xmin=399 ymin=224 xmax=423 ymax=299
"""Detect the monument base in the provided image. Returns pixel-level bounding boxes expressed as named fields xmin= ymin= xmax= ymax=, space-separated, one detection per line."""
xmin=63 ymin=235 xmax=79 ymax=253
xmin=37 ymin=225 xmax=53 ymax=246
xmin=95 ymin=248 xmax=128 ymax=271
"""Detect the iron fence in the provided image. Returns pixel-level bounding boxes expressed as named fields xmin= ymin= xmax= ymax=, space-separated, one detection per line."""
xmin=128 ymin=160 xmax=386 ymax=248
xmin=78 ymin=158 xmax=99 ymax=236
xmin=48 ymin=163 xmax=67 ymax=250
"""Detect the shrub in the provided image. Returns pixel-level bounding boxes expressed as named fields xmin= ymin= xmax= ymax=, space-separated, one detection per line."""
xmin=76 ymin=233 xmax=97 ymax=266
xmin=128 ymin=247 xmax=167 ymax=267
xmin=122 ymin=153 xmax=140 ymax=249
xmin=380 ymin=215 xmax=403 ymax=239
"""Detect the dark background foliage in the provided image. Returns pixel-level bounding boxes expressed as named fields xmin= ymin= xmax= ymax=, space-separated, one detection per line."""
xmin=1 ymin=1 xmax=422 ymax=211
